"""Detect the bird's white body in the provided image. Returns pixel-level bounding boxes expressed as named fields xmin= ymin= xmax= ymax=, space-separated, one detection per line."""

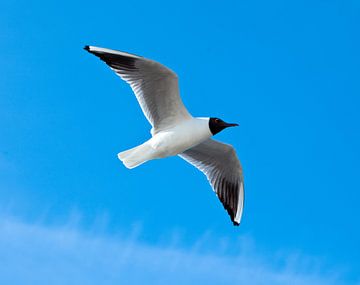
xmin=150 ymin=117 xmax=211 ymax=157
xmin=118 ymin=118 xmax=211 ymax=168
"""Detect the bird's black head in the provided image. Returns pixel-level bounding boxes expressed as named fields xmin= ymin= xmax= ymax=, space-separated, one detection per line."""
xmin=209 ymin=117 xmax=239 ymax=135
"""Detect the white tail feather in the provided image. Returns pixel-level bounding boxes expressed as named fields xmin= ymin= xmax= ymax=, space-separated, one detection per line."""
xmin=117 ymin=143 xmax=153 ymax=169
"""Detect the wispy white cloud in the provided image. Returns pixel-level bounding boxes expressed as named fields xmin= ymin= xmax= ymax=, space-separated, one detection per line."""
xmin=0 ymin=216 xmax=353 ymax=285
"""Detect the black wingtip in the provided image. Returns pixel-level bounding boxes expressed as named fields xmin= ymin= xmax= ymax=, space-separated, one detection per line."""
xmin=84 ymin=45 xmax=90 ymax=51
xmin=232 ymin=221 xmax=240 ymax=226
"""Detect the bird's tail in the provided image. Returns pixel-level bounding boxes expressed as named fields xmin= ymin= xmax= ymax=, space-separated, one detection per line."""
xmin=117 ymin=143 xmax=154 ymax=169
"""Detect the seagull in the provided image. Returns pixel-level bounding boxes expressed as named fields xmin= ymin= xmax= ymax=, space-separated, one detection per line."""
xmin=84 ymin=45 xmax=244 ymax=226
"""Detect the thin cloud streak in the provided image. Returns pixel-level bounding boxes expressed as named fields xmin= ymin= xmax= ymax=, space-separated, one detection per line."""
xmin=0 ymin=216 xmax=351 ymax=285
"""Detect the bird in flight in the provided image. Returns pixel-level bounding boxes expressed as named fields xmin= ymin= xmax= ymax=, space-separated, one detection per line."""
xmin=84 ymin=46 xmax=244 ymax=226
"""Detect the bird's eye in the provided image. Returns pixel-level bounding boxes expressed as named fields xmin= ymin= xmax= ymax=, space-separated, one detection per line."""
xmin=215 ymin=119 xmax=220 ymax=123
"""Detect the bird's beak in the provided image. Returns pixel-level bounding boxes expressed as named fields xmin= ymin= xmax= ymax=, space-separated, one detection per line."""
xmin=223 ymin=122 xmax=239 ymax=128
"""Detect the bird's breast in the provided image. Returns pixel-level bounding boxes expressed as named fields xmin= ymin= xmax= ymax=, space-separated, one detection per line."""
xmin=149 ymin=118 xmax=212 ymax=158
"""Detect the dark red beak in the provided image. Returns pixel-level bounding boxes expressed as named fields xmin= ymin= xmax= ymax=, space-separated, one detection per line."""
xmin=223 ymin=122 xmax=239 ymax=128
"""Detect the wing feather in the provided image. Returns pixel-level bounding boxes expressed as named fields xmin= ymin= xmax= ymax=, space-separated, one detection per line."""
xmin=179 ymin=139 xmax=244 ymax=225
xmin=85 ymin=45 xmax=192 ymax=133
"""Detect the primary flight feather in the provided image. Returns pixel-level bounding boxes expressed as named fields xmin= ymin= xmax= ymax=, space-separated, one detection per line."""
xmin=84 ymin=45 xmax=245 ymax=225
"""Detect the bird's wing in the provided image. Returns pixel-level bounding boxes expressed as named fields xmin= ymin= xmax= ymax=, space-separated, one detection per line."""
xmin=84 ymin=46 xmax=192 ymax=133
xmin=178 ymin=139 xmax=244 ymax=225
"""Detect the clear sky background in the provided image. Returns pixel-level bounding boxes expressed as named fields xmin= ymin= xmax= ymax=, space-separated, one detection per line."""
xmin=1 ymin=0 xmax=359 ymax=284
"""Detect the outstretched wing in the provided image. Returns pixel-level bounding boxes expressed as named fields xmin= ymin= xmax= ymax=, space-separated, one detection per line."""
xmin=179 ymin=139 xmax=244 ymax=225
xmin=85 ymin=46 xmax=192 ymax=133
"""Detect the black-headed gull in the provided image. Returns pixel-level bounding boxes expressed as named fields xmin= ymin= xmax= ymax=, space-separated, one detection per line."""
xmin=84 ymin=46 xmax=244 ymax=226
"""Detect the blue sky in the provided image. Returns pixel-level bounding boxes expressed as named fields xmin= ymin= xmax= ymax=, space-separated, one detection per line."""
xmin=1 ymin=0 xmax=359 ymax=284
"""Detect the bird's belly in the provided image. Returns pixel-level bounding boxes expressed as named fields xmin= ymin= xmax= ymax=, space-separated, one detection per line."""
xmin=149 ymin=126 xmax=211 ymax=158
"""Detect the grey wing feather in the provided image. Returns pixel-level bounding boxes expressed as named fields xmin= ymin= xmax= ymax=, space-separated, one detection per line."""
xmin=84 ymin=46 xmax=192 ymax=133
xmin=179 ymin=139 xmax=244 ymax=225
